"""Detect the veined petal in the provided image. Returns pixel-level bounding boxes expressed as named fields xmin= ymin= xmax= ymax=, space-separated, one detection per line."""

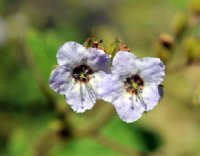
xmin=136 ymin=57 xmax=165 ymax=85
xmin=141 ymin=84 xmax=162 ymax=111
xmin=65 ymin=82 xmax=97 ymax=113
xmin=90 ymin=71 xmax=107 ymax=97
xmin=113 ymin=92 xmax=145 ymax=123
xmin=57 ymin=41 xmax=86 ymax=67
xmin=86 ymin=48 xmax=111 ymax=73
xmin=49 ymin=66 xmax=71 ymax=95
xmin=99 ymin=74 xmax=145 ymax=123
xmin=64 ymin=72 xmax=105 ymax=113
xmin=112 ymin=51 xmax=138 ymax=77
xmin=99 ymin=74 xmax=124 ymax=103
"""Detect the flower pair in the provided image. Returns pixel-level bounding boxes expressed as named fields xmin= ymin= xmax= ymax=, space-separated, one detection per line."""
xmin=49 ymin=41 xmax=165 ymax=123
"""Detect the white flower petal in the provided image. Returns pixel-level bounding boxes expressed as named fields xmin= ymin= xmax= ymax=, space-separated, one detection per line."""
xmin=136 ymin=57 xmax=165 ymax=85
xmin=142 ymin=84 xmax=162 ymax=111
xmin=49 ymin=66 xmax=71 ymax=95
xmin=57 ymin=41 xmax=86 ymax=67
xmin=112 ymin=51 xmax=138 ymax=77
xmin=86 ymin=48 xmax=111 ymax=73
xmin=64 ymin=72 xmax=106 ymax=113
xmin=90 ymin=71 xmax=107 ymax=97
xmin=99 ymin=74 xmax=145 ymax=123
xmin=113 ymin=92 xmax=145 ymax=123
xmin=99 ymin=74 xmax=124 ymax=103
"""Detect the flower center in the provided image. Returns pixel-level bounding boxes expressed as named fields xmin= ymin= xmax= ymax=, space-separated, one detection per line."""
xmin=72 ymin=64 xmax=94 ymax=83
xmin=124 ymin=75 xmax=144 ymax=95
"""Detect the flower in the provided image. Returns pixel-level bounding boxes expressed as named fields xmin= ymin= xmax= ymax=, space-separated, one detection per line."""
xmin=99 ymin=51 xmax=165 ymax=123
xmin=49 ymin=41 xmax=111 ymax=113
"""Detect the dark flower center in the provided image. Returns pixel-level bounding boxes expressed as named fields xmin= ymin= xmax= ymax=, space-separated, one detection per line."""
xmin=124 ymin=75 xmax=144 ymax=95
xmin=72 ymin=64 xmax=94 ymax=83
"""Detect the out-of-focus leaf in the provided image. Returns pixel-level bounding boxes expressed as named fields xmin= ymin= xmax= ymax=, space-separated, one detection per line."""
xmin=7 ymin=129 xmax=31 ymax=156
xmin=25 ymin=29 xmax=59 ymax=81
xmin=0 ymin=42 xmax=46 ymax=108
xmin=7 ymin=114 xmax=53 ymax=156
xmin=50 ymin=137 xmax=122 ymax=156
xmin=25 ymin=28 xmax=83 ymax=82
xmin=172 ymin=12 xmax=188 ymax=39
xmin=190 ymin=0 xmax=200 ymax=14
xmin=184 ymin=37 xmax=200 ymax=64
xmin=101 ymin=117 xmax=162 ymax=152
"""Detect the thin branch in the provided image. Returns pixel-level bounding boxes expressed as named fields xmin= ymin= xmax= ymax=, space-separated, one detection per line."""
xmin=73 ymin=105 xmax=115 ymax=137
xmin=35 ymin=131 xmax=60 ymax=156
xmin=91 ymin=133 xmax=144 ymax=156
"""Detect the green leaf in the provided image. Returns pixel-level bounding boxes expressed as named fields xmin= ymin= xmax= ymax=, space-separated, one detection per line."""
xmin=101 ymin=117 xmax=162 ymax=152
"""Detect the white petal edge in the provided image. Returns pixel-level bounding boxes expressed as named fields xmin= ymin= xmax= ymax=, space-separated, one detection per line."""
xmin=136 ymin=57 xmax=165 ymax=85
xmin=49 ymin=66 xmax=71 ymax=95
xmin=112 ymin=51 xmax=138 ymax=77
xmin=98 ymin=74 xmax=124 ymax=103
xmin=86 ymin=48 xmax=111 ymax=73
xmin=65 ymin=81 xmax=97 ymax=113
xmin=56 ymin=41 xmax=87 ymax=67
xmin=142 ymin=84 xmax=161 ymax=111
xmin=64 ymin=71 xmax=106 ymax=113
xmin=113 ymin=92 xmax=145 ymax=123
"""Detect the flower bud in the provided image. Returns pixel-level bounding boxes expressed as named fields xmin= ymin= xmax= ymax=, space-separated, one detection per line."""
xmin=155 ymin=33 xmax=174 ymax=64
xmin=159 ymin=33 xmax=174 ymax=50
xmin=190 ymin=0 xmax=200 ymax=15
xmin=184 ymin=37 xmax=200 ymax=64
xmin=172 ymin=13 xmax=189 ymax=40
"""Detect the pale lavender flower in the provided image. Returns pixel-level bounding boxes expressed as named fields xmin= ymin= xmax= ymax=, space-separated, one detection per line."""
xmin=99 ymin=51 xmax=165 ymax=123
xmin=49 ymin=41 xmax=110 ymax=113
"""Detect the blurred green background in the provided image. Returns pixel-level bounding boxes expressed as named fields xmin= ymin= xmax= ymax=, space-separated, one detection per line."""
xmin=1 ymin=0 xmax=200 ymax=155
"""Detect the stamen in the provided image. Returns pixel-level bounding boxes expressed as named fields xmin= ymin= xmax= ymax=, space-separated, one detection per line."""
xmin=85 ymin=82 xmax=96 ymax=104
xmin=72 ymin=64 xmax=98 ymax=106
xmin=130 ymin=94 xmax=135 ymax=110
xmin=124 ymin=75 xmax=144 ymax=95
xmin=80 ymin=83 xmax=84 ymax=109
xmin=87 ymin=81 xmax=98 ymax=98
xmin=137 ymin=93 xmax=147 ymax=110
xmin=72 ymin=64 xmax=94 ymax=83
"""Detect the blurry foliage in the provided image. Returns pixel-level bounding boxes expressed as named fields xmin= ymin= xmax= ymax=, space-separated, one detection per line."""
xmin=101 ymin=118 xmax=162 ymax=153
xmin=190 ymin=0 xmax=200 ymax=14
xmin=184 ymin=36 xmax=200 ymax=64
xmin=26 ymin=29 xmax=62 ymax=81
xmin=1 ymin=0 xmax=200 ymax=156
xmin=0 ymin=41 xmax=46 ymax=108
xmin=50 ymin=137 xmax=123 ymax=156
xmin=172 ymin=12 xmax=189 ymax=40
xmin=192 ymin=86 xmax=200 ymax=106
